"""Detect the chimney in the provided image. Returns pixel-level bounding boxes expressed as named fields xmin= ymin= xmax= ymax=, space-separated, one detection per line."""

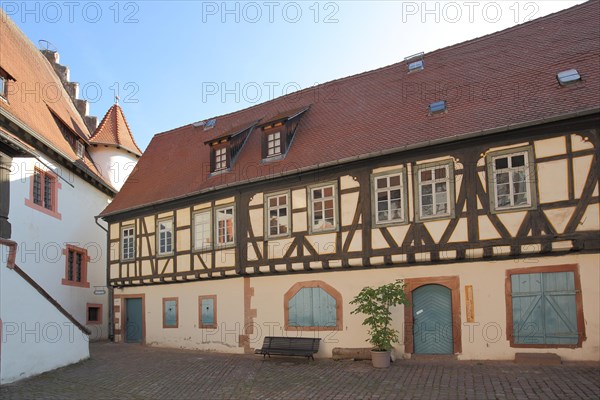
xmin=40 ymin=48 xmax=98 ymax=133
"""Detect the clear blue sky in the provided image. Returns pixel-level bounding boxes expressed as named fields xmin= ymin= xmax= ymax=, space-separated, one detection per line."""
xmin=4 ymin=1 xmax=585 ymax=150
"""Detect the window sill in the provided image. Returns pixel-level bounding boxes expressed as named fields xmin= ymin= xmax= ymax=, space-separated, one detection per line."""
xmin=61 ymin=279 xmax=90 ymax=288
xmin=308 ymin=227 xmax=338 ymax=235
xmin=285 ymin=325 xmax=342 ymax=331
xmin=25 ymin=199 xmax=62 ymax=220
xmin=199 ymin=324 xmax=217 ymax=329
xmin=415 ymin=213 xmax=454 ymax=223
xmin=490 ymin=203 xmax=536 ymax=215
xmin=373 ymin=219 xmax=409 ymax=228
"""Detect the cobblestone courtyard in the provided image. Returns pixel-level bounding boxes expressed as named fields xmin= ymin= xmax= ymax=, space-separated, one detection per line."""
xmin=1 ymin=342 xmax=598 ymax=399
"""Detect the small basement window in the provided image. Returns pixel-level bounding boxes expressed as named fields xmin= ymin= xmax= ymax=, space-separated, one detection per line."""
xmin=556 ymin=69 xmax=581 ymax=86
xmin=87 ymin=304 xmax=102 ymax=325
xmin=428 ymin=100 xmax=447 ymax=115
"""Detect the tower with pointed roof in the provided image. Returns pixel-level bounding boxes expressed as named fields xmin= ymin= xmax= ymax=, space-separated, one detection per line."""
xmin=89 ymin=103 xmax=142 ymax=191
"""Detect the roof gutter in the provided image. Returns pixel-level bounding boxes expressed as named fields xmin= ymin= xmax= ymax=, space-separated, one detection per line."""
xmin=100 ymin=107 xmax=600 ymax=219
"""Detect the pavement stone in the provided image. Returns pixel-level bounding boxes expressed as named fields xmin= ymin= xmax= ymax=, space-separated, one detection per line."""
xmin=0 ymin=342 xmax=598 ymax=399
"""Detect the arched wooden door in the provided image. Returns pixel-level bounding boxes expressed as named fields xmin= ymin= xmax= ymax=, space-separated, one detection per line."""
xmin=412 ymin=284 xmax=453 ymax=354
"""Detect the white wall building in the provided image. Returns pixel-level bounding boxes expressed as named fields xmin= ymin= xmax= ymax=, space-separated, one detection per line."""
xmin=0 ymin=10 xmax=140 ymax=384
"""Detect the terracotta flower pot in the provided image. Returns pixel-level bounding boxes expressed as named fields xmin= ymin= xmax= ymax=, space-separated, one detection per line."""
xmin=371 ymin=350 xmax=391 ymax=368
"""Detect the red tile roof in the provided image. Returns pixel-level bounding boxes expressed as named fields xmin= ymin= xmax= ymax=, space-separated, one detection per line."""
xmin=101 ymin=1 xmax=600 ymax=217
xmin=0 ymin=10 xmax=113 ymax=191
xmin=90 ymin=104 xmax=142 ymax=156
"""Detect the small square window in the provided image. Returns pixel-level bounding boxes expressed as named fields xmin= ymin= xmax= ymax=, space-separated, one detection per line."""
xmin=87 ymin=304 xmax=102 ymax=325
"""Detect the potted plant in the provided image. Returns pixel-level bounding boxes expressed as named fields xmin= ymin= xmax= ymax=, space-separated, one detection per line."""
xmin=350 ymin=279 xmax=409 ymax=368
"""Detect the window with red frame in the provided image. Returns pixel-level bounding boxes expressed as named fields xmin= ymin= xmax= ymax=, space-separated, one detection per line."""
xmin=62 ymin=245 xmax=89 ymax=288
xmin=33 ymin=169 xmax=56 ymax=211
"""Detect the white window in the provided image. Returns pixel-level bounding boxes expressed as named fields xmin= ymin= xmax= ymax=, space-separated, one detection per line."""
xmin=266 ymin=192 xmax=289 ymax=238
xmin=157 ymin=219 xmax=173 ymax=255
xmin=416 ymin=163 xmax=453 ymax=220
xmin=0 ymin=76 xmax=6 ymax=98
xmin=490 ymin=150 xmax=533 ymax=210
xmin=121 ymin=226 xmax=135 ymax=261
xmin=373 ymin=172 xmax=405 ymax=224
xmin=193 ymin=211 xmax=212 ymax=250
xmin=216 ymin=206 xmax=235 ymax=246
xmin=215 ymin=147 xmax=227 ymax=171
xmin=267 ymin=132 xmax=281 ymax=157
xmin=310 ymin=183 xmax=337 ymax=233
xmin=76 ymin=141 xmax=85 ymax=158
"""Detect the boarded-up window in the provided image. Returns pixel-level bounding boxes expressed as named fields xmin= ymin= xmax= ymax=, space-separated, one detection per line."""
xmin=511 ymin=271 xmax=579 ymax=345
xmin=288 ymin=287 xmax=337 ymax=327
xmin=199 ymin=296 xmax=217 ymax=329
xmin=163 ymin=298 xmax=178 ymax=328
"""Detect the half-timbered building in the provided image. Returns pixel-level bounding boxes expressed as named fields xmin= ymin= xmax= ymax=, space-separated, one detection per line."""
xmin=100 ymin=2 xmax=600 ymax=361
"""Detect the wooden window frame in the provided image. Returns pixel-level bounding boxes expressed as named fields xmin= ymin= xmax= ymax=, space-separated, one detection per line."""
xmin=284 ymin=280 xmax=343 ymax=331
xmin=487 ymin=146 xmax=537 ymax=214
xmin=413 ymin=161 xmax=455 ymax=222
xmin=0 ymin=76 xmax=6 ymax=100
xmin=121 ymin=226 xmax=135 ymax=261
xmin=215 ymin=205 xmax=235 ymax=248
xmin=266 ymin=131 xmax=282 ymax=158
xmin=264 ymin=190 xmax=291 ymax=239
xmin=198 ymin=295 xmax=217 ymax=329
xmin=156 ymin=218 xmax=174 ymax=256
xmin=61 ymin=244 xmax=90 ymax=288
xmin=25 ymin=167 xmax=62 ymax=219
xmin=371 ymin=168 xmax=409 ymax=227
xmin=212 ymin=145 xmax=230 ymax=173
xmin=505 ymin=264 xmax=585 ymax=348
xmin=86 ymin=303 xmax=103 ymax=325
xmin=307 ymin=181 xmax=339 ymax=234
xmin=162 ymin=297 xmax=179 ymax=329
xmin=192 ymin=210 xmax=213 ymax=251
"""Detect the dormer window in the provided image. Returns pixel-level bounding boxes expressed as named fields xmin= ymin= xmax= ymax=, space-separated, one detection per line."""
xmin=260 ymin=106 xmax=310 ymax=161
xmin=267 ymin=132 xmax=282 ymax=157
xmin=76 ymin=141 xmax=85 ymax=158
xmin=205 ymin=121 xmax=257 ymax=174
xmin=0 ymin=66 xmax=15 ymax=101
xmin=214 ymin=147 xmax=228 ymax=171
xmin=0 ymin=76 xmax=6 ymax=99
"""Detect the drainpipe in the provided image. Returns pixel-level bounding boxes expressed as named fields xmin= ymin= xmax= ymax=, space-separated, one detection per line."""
xmin=95 ymin=216 xmax=114 ymax=342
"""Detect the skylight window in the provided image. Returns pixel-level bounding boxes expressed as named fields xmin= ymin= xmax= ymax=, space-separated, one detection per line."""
xmin=408 ymin=60 xmax=424 ymax=72
xmin=203 ymin=119 xmax=216 ymax=131
xmin=405 ymin=52 xmax=424 ymax=73
xmin=556 ymin=69 xmax=581 ymax=86
xmin=428 ymin=100 xmax=447 ymax=115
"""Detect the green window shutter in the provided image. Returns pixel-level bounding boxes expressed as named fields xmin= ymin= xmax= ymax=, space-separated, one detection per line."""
xmin=201 ymin=298 xmax=214 ymax=325
xmin=511 ymin=272 xmax=578 ymax=345
xmin=288 ymin=287 xmax=337 ymax=327
xmin=164 ymin=300 xmax=177 ymax=327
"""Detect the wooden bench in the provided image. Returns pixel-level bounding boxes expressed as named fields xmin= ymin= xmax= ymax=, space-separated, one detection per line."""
xmin=254 ymin=336 xmax=321 ymax=360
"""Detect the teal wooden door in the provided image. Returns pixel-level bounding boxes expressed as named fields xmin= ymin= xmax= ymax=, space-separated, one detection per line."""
xmin=126 ymin=298 xmax=143 ymax=343
xmin=413 ymin=284 xmax=453 ymax=354
xmin=511 ymin=271 xmax=578 ymax=345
